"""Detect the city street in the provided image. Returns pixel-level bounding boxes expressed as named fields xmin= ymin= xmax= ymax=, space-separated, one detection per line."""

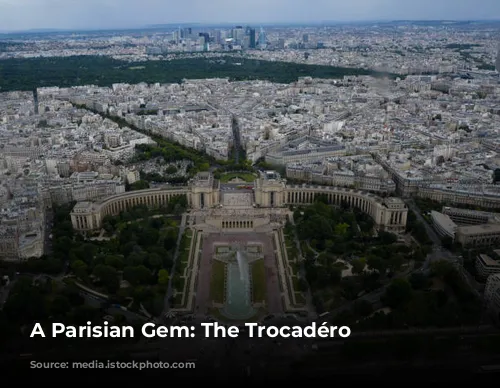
xmin=406 ymin=199 xmax=480 ymax=295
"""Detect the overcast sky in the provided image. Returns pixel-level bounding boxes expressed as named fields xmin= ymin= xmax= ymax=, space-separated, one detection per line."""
xmin=1 ymin=0 xmax=500 ymax=31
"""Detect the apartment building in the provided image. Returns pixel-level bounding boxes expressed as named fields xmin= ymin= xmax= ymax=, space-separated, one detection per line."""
xmin=476 ymin=252 xmax=500 ymax=281
xmin=455 ymin=224 xmax=500 ymax=247
xmin=484 ymin=273 xmax=500 ymax=322
xmin=441 ymin=206 xmax=500 ymax=225
xmin=430 ymin=210 xmax=457 ymax=240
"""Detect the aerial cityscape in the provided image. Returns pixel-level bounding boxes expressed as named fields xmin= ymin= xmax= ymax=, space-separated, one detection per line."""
xmin=2 ymin=0 xmax=500 ymax=380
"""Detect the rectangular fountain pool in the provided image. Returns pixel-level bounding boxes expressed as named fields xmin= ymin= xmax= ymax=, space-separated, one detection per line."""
xmin=220 ymin=261 xmax=256 ymax=320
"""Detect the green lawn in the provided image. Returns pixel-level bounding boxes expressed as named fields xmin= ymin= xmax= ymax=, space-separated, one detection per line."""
xmin=177 ymin=258 xmax=188 ymax=275
xmin=284 ymin=234 xmax=298 ymax=261
xmin=210 ymin=260 xmax=226 ymax=303
xmin=219 ymin=172 xmax=257 ymax=183
xmin=180 ymin=247 xmax=190 ymax=262
xmin=174 ymin=294 xmax=183 ymax=305
xmin=252 ymin=259 xmax=267 ymax=303
xmin=295 ymin=293 xmax=306 ymax=305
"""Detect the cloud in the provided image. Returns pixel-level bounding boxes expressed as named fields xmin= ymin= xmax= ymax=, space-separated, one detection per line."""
xmin=0 ymin=0 xmax=499 ymax=31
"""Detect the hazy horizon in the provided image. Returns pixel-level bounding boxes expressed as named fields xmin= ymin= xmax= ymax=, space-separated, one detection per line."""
xmin=1 ymin=0 xmax=500 ymax=32
xmin=4 ymin=19 xmax=500 ymax=34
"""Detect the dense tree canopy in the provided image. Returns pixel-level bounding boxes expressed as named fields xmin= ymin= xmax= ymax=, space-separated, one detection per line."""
xmin=0 ymin=55 xmax=394 ymax=92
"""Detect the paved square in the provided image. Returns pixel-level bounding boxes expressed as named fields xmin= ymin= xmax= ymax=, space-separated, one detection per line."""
xmin=222 ymin=192 xmax=253 ymax=207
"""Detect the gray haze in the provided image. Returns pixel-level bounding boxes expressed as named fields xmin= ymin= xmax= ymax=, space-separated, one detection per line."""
xmin=1 ymin=0 xmax=500 ymax=31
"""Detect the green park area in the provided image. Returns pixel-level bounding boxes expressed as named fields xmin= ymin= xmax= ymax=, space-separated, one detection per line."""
xmin=291 ymin=197 xmax=481 ymax=329
xmin=18 ymin=202 xmax=185 ymax=318
xmin=343 ymin=259 xmax=481 ymax=330
xmin=0 ymin=274 xmax=140 ymax=352
xmin=0 ymin=202 xmax=166 ymax=351
xmin=293 ymin=198 xmax=425 ymax=312
xmin=251 ymin=259 xmax=266 ymax=303
xmin=0 ymin=55 xmax=394 ymax=92
xmin=210 ymin=260 xmax=226 ymax=304
xmin=219 ymin=172 xmax=257 ymax=183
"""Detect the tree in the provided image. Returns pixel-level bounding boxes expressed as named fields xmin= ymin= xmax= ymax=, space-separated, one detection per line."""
xmin=70 ymin=305 xmax=100 ymax=324
xmin=384 ymin=278 xmax=413 ymax=309
xmin=173 ymin=203 xmax=184 ymax=215
xmin=132 ymin=286 xmax=151 ymax=303
xmin=378 ymin=231 xmax=398 ymax=245
xmin=340 ymin=277 xmax=362 ymax=300
xmin=92 ymin=264 xmax=119 ymax=293
xmin=198 ymin=162 xmax=210 ymax=172
xmin=367 ymin=255 xmax=386 ymax=273
xmin=127 ymin=251 xmax=146 ymax=266
xmin=123 ymin=265 xmax=152 ymax=286
xmin=351 ymin=258 xmax=366 ymax=275
xmin=53 ymin=236 xmax=74 ymax=259
xmin=353 ymin=300 xmax=373 ymax=317
xmin=388 ymin=253 xmax=404 ymax=272
xmin=412 ymin=247 xmax=425 ymax=262
xmin=50 ymin=295 xmax=71 ymax=317
xmin=147 ymin=253 xmax=163 ymax=269
xmin=334 ymin=223 xmax=350 ymax=236
xmin=165 ymin=165 xmax=178 ymax=174
xmin=431 ymin=260 xmax=455 ymax=279
xmin=158 ymin=269 xmax=169 ymax=285
xmin=298 ymin=278 xmax=309 ymax=292
xmin=3 ymin=277 xmax=47 ymax=321
xmin=129 ymin=180 xmax=150 ymax=191
xmin=104 ymin=255 xmax=124 ymax=270
xmin=61 ymin=285 xmax=84 ymax=306
xmin=71 ymin=260 xmax=88 ymax=279
xmin=410 ymin=273 xmax=428 ymax=290
xmin=162 ymin=228 xmax=178 ymax=250
xmin=441 ymin=235 xmax=453 ymax=250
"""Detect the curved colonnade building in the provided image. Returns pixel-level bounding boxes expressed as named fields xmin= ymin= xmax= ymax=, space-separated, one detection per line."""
xmin=71 ymin=171 xmax=408 ymax=233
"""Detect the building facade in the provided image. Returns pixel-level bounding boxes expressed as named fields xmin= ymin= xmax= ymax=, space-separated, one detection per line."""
xmin=476 ymin=253 xmax=500 ymax=281
xmin=455 ymin=224 xmax=500 ymax=247
xmin=430 ymin=210 xmax=457 ymax=240
xmin=485 ymin=273 xmax=500 ymax=322
xmin=71 ymin=172 xmax=408 ymax=233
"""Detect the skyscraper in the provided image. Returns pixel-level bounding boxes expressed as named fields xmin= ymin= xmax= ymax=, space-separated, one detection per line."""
xmin=199 ymin=32 xmax=210 ymax=44
xmin=181 ymin=27 xmax=191 ymax=39
xmin=496 ymin=43 xmax=500 ymax=72
xmin=215 ymin=30 xmax=222 ymax=45
xmin=232 ymin=26 xmax=244 ymax=44
xmin=249 ymin=28 xmax=256 ymax=49
xmin=258 ymin=27 xmax=267 ymax=49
